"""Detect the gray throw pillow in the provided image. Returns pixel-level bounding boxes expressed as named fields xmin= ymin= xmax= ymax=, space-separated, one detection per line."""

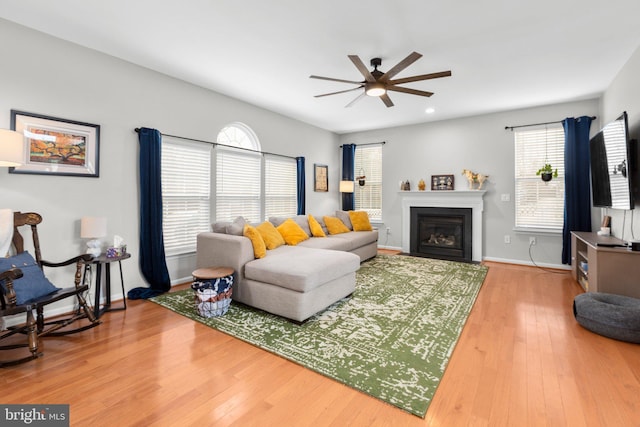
xmin=335 ymin=210 xmax=353 ymax=230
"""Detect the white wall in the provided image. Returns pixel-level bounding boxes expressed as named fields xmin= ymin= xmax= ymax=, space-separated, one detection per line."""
xmin=600 ymin=44 xmax=640 ymax=242
xmin=339 ymin=99 xmax=599 ymax=267
xmin=0 ymin=19 xmax=340 ymax=313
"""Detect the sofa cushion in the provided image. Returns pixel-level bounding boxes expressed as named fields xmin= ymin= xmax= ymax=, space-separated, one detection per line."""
xmin=308 ymin=214 xmax=326 ymax=237
xmin=329 ymin=230 xmax=379 ymax=251
xmin=269 ymin=215 xmax=311 ymax=236
xmin=243 ymin=224 xmax=266 ymax=259
xmin=276 ymin=218 xmax=309 ymax=246
xmin=244 ymin=246 xmax=360 ymax=292
xmin=348 ymin=210 xmax=373 ymax=231
xmin=256 ymin=221 xmax=285 ymax=250
xmin=212 ymin=216 xmax=246 ymax=236
xmin=324 ymin=216 xmax=350 ymax=235
xmin=335 ymin=210 xmax=353 ymax=230
xmin=297 ymin=236 xmax=351 ymax=251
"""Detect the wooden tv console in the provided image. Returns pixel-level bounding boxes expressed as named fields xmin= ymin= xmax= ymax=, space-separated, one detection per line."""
xmin=571 ymin=231 xmax=640 ymax=299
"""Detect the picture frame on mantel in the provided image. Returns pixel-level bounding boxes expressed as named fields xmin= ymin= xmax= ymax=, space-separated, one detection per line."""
xmin=431 ymin=174 xmax=454 ymax=191
xmin=314 ymin=163 xmax=328 ymax=192
xmin=9 ymin=110 xmax=100 ymax=177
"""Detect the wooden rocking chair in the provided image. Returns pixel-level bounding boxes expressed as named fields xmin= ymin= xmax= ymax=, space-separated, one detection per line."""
xmin=0 ymin=212 xmax=100 ymax=365
xmin=0 ymin=268 xmax=40 ymax=366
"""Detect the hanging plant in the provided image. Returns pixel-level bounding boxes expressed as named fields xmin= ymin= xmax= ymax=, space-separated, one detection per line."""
xmin=356 ymin=168 xmax=366 ymax=186
xmin=536 ymin=163 xmax=558 ymax=182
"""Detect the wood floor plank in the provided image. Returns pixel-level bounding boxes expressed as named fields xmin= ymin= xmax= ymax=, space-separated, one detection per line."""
xmin=2 ymin=259 xmax=639 ymax=426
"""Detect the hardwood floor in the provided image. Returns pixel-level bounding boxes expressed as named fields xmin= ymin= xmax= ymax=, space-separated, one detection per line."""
xmin=2 ymin=258 xmax=639 ymax=426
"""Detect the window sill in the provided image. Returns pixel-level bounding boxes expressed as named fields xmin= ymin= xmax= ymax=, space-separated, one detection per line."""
xmin=513 ymin=227 xmax=562 ymax=236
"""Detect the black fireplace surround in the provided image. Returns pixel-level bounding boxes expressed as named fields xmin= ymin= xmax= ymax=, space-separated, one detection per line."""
xmin=410 ymin=207 xmax=472 ymax=262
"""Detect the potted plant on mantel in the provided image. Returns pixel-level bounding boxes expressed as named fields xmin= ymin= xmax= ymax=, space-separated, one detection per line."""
xmin=536 ymin=163 xmax=558 ymax=182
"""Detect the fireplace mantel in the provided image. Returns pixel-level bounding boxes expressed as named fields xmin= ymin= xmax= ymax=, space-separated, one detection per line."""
xmin=400 ymin=190 xmax=486 ymax=261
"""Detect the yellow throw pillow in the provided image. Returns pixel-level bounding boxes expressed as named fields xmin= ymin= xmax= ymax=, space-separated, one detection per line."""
xmin=256 ymin=221 xmax=285 ymax=250
xmin=308 ymin=214 xmax=326 ymax=237
xmin=243 ymin=224 xmax=266 ymax=259
xmin=276 ymin=218 xmax=310 ymax=246
xmin=323 ymin=216 xmax=350 ymax=235
xmin=348 ymin=210 xmax=373 ymax=231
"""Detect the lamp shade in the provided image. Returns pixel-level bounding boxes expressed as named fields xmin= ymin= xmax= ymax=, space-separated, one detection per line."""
xmin=339 ymin=180 xmax=355 ymax=193
xmin=80 ymin=216 xmax=107 ymax=238
xmin=0 ymin=129 xmax=24 ymax=167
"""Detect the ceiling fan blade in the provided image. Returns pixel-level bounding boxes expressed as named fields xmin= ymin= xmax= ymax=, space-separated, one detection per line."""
xmin=388 ymin=70 xmax=452 ymax=85
xmin=314 ymin=86 xmax=364 ymax=98
xmin=348 ymin=55 xmax=376 ymax=83
xmin=387 ymin=86 xmax=434 ymax=97
xmin=380 ymin=51 xmax=422 ymax=82
xmin=380 ymin=93 xmax=394 ymax=107
xmin=309 ymin=75 xmax=363 ymax=85
xmin=345 ymin=91 xmax=367 ymax=108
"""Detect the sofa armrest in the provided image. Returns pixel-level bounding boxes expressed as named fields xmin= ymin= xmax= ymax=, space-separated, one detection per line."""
xmin=196 ymin=232 xmax=254 ymax=283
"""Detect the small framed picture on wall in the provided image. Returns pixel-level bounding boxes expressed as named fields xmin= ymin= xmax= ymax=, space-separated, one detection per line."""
xmin=314 ymin=164 xmax=328 ymax=192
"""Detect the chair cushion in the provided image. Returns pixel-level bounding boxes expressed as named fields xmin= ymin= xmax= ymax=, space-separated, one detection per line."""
xmin=0 ymin=251 xmax=60 ymax=305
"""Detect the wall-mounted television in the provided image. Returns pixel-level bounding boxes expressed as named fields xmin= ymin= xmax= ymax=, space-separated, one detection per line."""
xmin=589 ymin=111 xmax=636 ymax=210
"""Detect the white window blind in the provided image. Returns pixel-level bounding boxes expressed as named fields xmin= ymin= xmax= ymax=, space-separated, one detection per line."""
xmin=514 ymin=126 xmax=565 ymax=230
xmin=265 ymin=155 xmax=297 ymax=218
xmin=354 ymin=144 xmax=383 ymax=221
xmin=215 ymin=147 xmax=262 ymax=223
xmin=161 ymin=138 xmax=211 ymax=256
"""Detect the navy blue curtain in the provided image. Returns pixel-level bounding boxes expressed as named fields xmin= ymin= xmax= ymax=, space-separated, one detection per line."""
xmin=296 ymin=156 xmax=306 ymax=215
xmin=562 ymin=116 xmax=593 ymax=264
xmin=128 ymin=127 xmax=171 ymax=299
xmin=341 ymin=144 xmax=356 ymax=210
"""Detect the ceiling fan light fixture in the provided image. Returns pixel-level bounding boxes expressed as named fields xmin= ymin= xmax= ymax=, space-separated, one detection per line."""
xmin=365 ymin=82 xmax=386 ymax=97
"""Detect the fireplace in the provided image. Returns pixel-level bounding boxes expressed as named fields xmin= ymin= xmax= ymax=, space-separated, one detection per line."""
xmin=400 ymin=190 xmax=486 ymax=262
xmin=410 ymin=207 xmax=472 ymax=262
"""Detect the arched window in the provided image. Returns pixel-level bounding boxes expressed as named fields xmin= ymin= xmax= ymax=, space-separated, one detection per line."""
xmin=215 ymin=122 xmax=297 ymax=222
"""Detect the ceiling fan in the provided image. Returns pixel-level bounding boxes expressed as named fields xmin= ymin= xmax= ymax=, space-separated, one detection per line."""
xmin=310 ymin=51 xmax=451 ymax=108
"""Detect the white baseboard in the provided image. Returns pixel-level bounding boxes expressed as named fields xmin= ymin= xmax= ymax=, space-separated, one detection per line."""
xmin=482 ymin=256 xmax=571 ymax=270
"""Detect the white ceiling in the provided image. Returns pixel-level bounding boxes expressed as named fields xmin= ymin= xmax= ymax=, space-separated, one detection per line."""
xmin=2 ymin=1 xmax=640 ymax=134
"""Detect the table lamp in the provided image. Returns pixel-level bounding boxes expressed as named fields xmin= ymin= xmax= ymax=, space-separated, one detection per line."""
xmin=339 ymin=180 xmax=354 ymax=193
xmin=81 ymin=216 xmax=107 ymax=257
xmin=0 ymin=129 xmax=24 ymax=167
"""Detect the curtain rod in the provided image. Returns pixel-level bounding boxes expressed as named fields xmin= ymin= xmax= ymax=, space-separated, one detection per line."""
xmin=134 ymin=128 xmax=298 ymax=160
xmin=505 ymin=116 xmax=596 ymax=131
xmin=339 ymin=141 xmax=386 ymax=148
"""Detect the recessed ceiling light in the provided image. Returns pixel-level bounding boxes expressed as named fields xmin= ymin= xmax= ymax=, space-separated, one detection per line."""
xmin=425 ymin=107 xmax=435 ymax=114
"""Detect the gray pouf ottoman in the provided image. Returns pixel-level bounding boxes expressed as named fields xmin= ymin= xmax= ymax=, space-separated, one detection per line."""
xmin=573 ymin=292 xmax=640 ymax=344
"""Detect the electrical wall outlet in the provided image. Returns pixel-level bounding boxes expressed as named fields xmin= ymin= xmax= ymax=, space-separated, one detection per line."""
xmin=386 ymin=227 xmax=391 ymax=235
xmin=504 ymin=235 xmax=511 ymax=244
xmin=529 ymin=237 xmax=536 ymax=245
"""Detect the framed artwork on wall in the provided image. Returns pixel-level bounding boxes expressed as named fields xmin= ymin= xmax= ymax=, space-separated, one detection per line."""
xmin=314 ymin=164 xmax=328 ymax=192
xmin=431 ymin=174 xmax=455 ymax=190
xmin=9 ymin=110 xmax=100 ymax=177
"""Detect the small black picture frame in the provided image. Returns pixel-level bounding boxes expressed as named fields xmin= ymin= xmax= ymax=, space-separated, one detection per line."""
xmin=314 ymin=164 xmax=328 ymax=192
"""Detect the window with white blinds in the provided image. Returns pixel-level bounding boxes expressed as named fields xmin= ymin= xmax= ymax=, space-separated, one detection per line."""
xmin=354 ymin=144 xmax=383 ymax=221
xmin=215 ymin=147 xmax=262 ymax=223
xmin=265 ymin=155 xmax=297 ymax=218
xmin=161 ymin=138 xmax=211 ymax=256
xmin=514 ymin=126 xmax=565 ymax=230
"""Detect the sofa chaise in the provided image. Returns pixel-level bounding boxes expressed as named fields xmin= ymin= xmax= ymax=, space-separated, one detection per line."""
xmin=196 ymin=212 xmax=378 ymax=322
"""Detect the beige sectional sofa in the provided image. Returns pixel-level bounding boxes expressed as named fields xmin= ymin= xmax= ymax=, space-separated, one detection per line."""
xmin=196 ymin=213 xmax=378 ymax=322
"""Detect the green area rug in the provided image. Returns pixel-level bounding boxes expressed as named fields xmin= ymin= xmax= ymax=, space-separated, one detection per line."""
xmin=150 ymin=254 xmax=488 ymax=417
